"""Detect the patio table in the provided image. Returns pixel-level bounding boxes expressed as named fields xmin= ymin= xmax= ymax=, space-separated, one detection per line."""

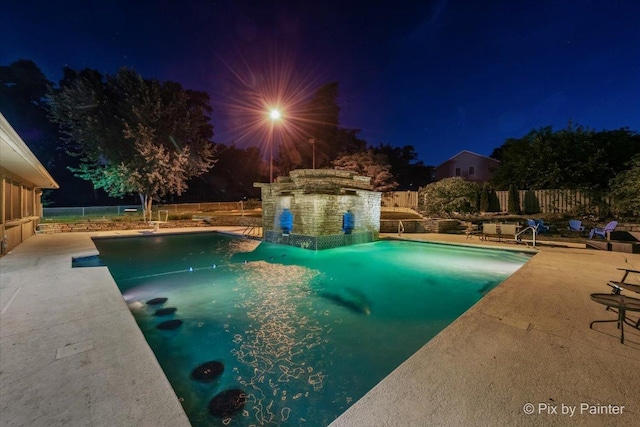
xmin=589 ymin=293 xmax=640 ymax=344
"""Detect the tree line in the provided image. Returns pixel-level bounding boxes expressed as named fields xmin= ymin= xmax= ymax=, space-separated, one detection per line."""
xmin=0 ymin=60 xmax=432 ymax=217
xmin=488 ymin=125 xmax=640 ymax=218
xmin=2 ymin=59 xmax=639 ymax=218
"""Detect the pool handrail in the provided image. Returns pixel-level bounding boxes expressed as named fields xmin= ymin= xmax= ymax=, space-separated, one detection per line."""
xmin=515 ymin=225 xmax=537 ymax=247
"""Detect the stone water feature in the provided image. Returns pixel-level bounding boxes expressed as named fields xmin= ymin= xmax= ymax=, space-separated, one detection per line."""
xmin=255 ymin=169 xmax=381 ymax=250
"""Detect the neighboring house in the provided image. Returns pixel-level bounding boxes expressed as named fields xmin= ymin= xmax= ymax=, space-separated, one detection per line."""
xmin=0 ymin=113 xmax=59 ymax=254
xmin=435 ymin=150 xmax=499 ymax=182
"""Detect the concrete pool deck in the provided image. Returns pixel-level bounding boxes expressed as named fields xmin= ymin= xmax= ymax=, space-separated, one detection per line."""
xmin=1 ymin=228 xmax=638 ymax=426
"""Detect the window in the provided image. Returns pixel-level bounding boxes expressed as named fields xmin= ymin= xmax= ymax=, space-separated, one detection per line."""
xmin=455 ymin=167 xmax=461 ymax=176
xmin=469 ymin=166 xmax=475 ymax=175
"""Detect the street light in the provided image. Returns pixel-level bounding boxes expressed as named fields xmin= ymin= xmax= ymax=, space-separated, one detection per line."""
xmin=269 ymin=109 xmax=280 ymax=182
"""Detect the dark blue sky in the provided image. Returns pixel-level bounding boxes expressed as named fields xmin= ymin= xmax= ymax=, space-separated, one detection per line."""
xmin=2 ymin=0 xmax=639 ymax=165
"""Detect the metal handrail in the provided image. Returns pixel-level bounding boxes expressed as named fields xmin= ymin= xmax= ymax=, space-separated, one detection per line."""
xmin=515 ymin=225 xmax=537 ymax=247
xmin=398 ymin=220 xmax=405 ymax=236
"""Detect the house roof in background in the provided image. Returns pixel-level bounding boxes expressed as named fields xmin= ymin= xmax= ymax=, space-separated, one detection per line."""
xmin=436 ymin=150 xmax=500 ymax=168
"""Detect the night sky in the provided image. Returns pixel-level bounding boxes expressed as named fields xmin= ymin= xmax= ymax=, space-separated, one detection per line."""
xmin=2 ymin=0 xmax=639 ymax=165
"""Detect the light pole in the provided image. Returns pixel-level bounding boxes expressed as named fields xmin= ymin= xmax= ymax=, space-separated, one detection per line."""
xmin=309 ymin=139 xmax=315 ymax=169
xmin=269 ymin=109 xmax=280 ymax=182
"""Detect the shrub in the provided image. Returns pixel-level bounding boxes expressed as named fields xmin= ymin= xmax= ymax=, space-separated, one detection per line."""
xmin=523 ymin=189 xmax=541 ymax=214
xmin=507 ymin=185 xmax=521 ymax=214
xmin=488 ymin=188 xmax=501 ymax=212
xmin=418 ymin=177 xmax=478 ymax=217
xmin=609 ymin=154 xmax=640 ymax=219
xmin=479 ymin=183 xmax=489 ymax=212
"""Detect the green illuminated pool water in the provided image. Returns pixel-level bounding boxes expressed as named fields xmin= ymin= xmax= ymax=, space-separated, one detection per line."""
xmin=93 ymin=232 xmax=532 ymax=426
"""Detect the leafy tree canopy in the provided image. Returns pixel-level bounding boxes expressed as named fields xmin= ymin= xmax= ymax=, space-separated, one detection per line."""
xmin=275 ymin=81 xmax=437 ymax=189
xmin=278 ymin=82 xmax=371 ymax=175
xmin=490 ymin=125 xmax=640 ymax=193
xmin=48 ymin=67 xmax=216 ymax=219
xmin=609 ymin=154 xmax=640 ymax=218
xmin=190 ymin=142 xmax=263 ymax=201
xmin=332 ymin=150 xmax=397 ymax=192
xmin=372 ymin=143 xmax=434 ymax=189
xmin=0 ymin=60 xmax=105 ymax=206
xmin=1 ymin=60 xmax=55 ymax=161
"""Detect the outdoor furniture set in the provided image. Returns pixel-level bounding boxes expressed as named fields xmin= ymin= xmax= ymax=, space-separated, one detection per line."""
xmin=479 ymin=222 xmax=520 ymax=242
xmin=474 ymin=219 xmax=619 ymax=241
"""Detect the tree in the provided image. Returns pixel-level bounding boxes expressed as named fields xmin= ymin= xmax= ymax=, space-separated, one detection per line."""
xmin=418 ymin=177 xmax=477 ymax=217
xmin=332 ymin=150 xmax=397 ymax=192
xmin=0 ymin=60 xmax=53 ymax=157
xmin=276 ymin=82 xmax=396 ymax=178
xmin=609 ymin=154 xmax=640 ymax=218
xmin=507 ymin=185 xmax=521 ymax=214
xmin=0 ymin=60 xmax=100 ymax=206
xmin=49 ymin=67 xmax=216 ymax=220
xmin=491 ymin=126 xmax=640 ymax=193
xmin=479 ymin=183 xmax=489 ymax=212
xmin=523 ymin=189 xmax=541 ymax=214
xmin=299 ymin=82 xmax=340 ymax=167
xmin=277 ymin=82 xmax=342 ymax=174
xmin=488 ymin=188 xmax=501 ymax=212
xmin=189 ymin=143 xmax=263 ymax=201
xmin=372 ymin=143 xmax=434 ymax=189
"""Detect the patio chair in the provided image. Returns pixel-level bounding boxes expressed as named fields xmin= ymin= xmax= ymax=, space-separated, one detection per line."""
xmin=534 ymin=219 xmax=550 ymax=233
xmin=500 ymin=223 xmax=518 ymax=238
xmin=588 ymin=221 xmax=617 ymax=239
xmin=526 ymin=219 xmax=549 ymax=235
xmin=481 ymin=223 xmax=498 ymax=240
xmin=568 ymin=220 xmax=584 ymax=231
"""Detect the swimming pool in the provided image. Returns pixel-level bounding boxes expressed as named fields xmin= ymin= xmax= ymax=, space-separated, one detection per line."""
xmin=93 ymin=232 xmax=532 ymax=426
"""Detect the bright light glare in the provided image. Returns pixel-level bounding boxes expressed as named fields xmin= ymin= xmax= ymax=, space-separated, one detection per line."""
xmin=213 ymin=49 xmax=326 ymax=165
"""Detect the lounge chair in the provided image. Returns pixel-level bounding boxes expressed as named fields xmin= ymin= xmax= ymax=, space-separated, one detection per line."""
xmin=500 ymin=223 xmax=518 ymax=238
xmin=481 ymin=223 xmax=498 ymax=240
xmin=588 ymin=221 xmax=617 ymax=239
xmin=568 ymin=220 xmax=584 ymax=231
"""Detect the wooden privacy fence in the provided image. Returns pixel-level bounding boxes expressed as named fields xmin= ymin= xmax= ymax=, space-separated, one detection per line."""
xmin=495 ymin=189 xmax=608 ymax=214
xmin=42 ymin=189 xmax=603 ymax=218
xmin=381 ymin=191 xmax=419 ymax=208
xmin=410 ymin=188 xmax=607 ymax=214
